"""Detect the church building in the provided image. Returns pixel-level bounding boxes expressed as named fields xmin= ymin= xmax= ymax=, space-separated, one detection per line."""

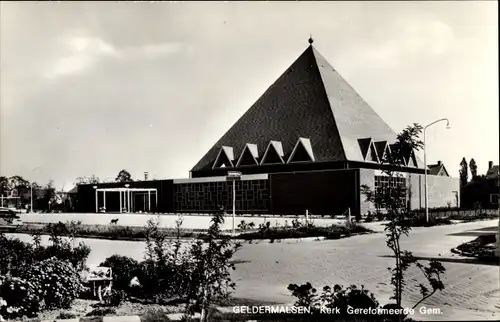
xmin=76 ymin=38 xmax=459 ymax=216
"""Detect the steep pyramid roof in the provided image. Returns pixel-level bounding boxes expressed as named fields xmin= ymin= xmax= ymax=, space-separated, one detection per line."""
xmin=192 ymin=40 xmax=398 ymax=172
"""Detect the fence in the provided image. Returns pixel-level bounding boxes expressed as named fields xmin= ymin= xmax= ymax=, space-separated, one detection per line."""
xmin=419 ymin=208 xmax=498 ymax=219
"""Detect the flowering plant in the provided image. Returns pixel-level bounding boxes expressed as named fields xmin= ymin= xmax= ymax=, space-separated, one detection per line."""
xmin=23 ymin=257 xmax=84 ymax=309
xmin=0 ymin=275 xmax=45 ymax=319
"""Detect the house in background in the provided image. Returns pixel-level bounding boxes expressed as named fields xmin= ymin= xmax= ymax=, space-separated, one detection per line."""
xmin=461 ymin=161 xmax=499 ymax=209
xmin=428 ymin=161 xmax=450 ymax=177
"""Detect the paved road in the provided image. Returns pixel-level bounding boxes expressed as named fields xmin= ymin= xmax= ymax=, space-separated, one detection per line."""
xmin=6 ymin=220 xmax=499 ymax=321
xmin=230 ymin=220 xmax=499 ymax=321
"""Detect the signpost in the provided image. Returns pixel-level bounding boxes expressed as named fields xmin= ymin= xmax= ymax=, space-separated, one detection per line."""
xmin=226 ymin=171 xmax=242 ymax=235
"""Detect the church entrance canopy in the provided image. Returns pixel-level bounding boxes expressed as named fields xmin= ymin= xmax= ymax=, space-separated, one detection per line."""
xmin=93 ymin=187 xmax=158 ymax=213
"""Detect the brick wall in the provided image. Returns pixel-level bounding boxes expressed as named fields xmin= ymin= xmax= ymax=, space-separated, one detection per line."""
xmin=173 ymin=179 xmax=269 ymax=213
xmin=409 ymin=174 xmax=460 ymax=209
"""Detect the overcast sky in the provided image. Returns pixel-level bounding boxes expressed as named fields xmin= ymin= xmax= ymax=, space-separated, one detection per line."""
xmin=1 ymin=1 xmax=498 ymax=190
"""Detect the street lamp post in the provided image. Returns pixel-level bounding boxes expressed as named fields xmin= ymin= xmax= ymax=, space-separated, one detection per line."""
xmin=226 ymin=171 xmax=242 ymax=235
xmin=125 ymin=184 xmax=130 ymax=213
xmin=93 ymin=186 xmax=98 ymax=213
xmin=424 ymin=118 xmax=450 ymax=223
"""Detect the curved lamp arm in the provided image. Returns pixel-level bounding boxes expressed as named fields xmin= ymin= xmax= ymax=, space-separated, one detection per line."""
xmin=424 ymin=118 xmax=450 ymax=131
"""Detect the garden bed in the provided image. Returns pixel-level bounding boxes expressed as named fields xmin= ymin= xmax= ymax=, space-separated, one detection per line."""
xmin=451 ymin=234 xmax=499 ymax=262
xmin=0 ymin=222 xmax=375 ymax=243
xmin=0 ymin=223 xmax=209 ymax=241
xmin=235 ymin=224 xmax=374 ymax=241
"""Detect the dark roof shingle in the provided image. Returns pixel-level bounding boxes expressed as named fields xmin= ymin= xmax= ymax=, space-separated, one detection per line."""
xmin=191 ymin=44 xmax=400 ymax=172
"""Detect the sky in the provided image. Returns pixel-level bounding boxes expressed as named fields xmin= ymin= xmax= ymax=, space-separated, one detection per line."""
xmin=0 ymin=1 xmax=498 ymax=191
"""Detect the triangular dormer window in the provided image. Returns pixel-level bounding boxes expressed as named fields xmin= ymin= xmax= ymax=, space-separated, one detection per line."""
xmin=261 ymin=141 xmax=285 ymax=165
xmin=236 ymin=144 xmax=259 ymax=167
xmin=287 ymin=138 xmax=315 ymax=163
xmin=212 ymin=146 xmax=235 ymax=169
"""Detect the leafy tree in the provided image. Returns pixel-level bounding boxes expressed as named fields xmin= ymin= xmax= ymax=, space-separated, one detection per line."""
xmin=469 ymin=158 xmax=478 ymax=180
xmin=115 ymin=170 xmax=133 ymax=183
xmin=34 ymin=181 xmax=57 ymax=212
xmin=75 ymin=175 xmax=100 ymax=185
xmin=0 ymin=176 xmax=8 ymax=197
xmin=360 ymin=124 xmax=446 ymax=316
xmin=459 ymin=157 xmax=468 ymax=186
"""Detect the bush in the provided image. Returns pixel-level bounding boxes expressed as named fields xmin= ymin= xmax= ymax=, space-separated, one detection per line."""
xmin=85 ymin=308 xmax=117 ymax=317
xmin=0 ymin=275 xmax=44 ymax=319
xmin=56 ymin=311 xmax=77 ymax=319
xmin=22 ymin=257 xmax=84 ymax=309
xmin=287 ymin=282 xmax=379 ymax=316
xmin=237 ymin=224 xmax=373 ymax=241
xmin=99 ymin=255 xmax=141 ymax=293
xmin=103 ymin=289 xmax=126 ymax=307
xmin=31 ymin=242 xmax=91 ymax=273
xmin=406 ymin=215 xmax=453 ymax=227
xmin=0 ymin=235 xmax=35 ymax=275
xmin=453 ymin=234 xmax=498 ymax=259
xmin=141 ymin=309 xmax=172 ymax=322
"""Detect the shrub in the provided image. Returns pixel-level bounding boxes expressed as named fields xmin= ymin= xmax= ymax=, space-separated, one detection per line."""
xmin=0 ymin=235 xmax=35 ymax=275
xmin=287 ymin=283 xmax=379 ymax=316
xmin=32 ymin=242 xmax=91 ymax=272
xmin=184 ymin=212 xmax=242 ymax=322
xmin=30 ymin=225 xmax=91 ymax=272
xmin=139 ymin=218 xmax=197 ymax=301
xmin=56 ymin=311 xmax=77 ymax=319
xmin=85 ymin=308 xmax=117 ymax=317
xmin=287 ymin=282 xmax=317 ymax=307
xmin=0 ymin=275 xmax=44 ymax=319
xmin=103 ymin=289 xmax=126 ymax=307
xmin=23 ymin=257 xmax=84 ymax=309
xmin=99 ymin=255 xmax=141 ymax=293
xmin=141 ymin=309 xmax=172 ymax=322
xmin=237 ymin=224 xmax=373 ymax=241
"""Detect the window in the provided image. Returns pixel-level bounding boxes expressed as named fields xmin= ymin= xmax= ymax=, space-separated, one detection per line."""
xmin=374 ymin=175 xmax=407 ymax=209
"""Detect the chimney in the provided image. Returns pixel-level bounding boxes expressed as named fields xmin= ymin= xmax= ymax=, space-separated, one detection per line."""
xmin=488 ymin=161 xmax=493 ymax=170
xmin=144 ymin=172 xmax=149 ymax=181
xmin=437 ymin=161 xmax=442 ymax=166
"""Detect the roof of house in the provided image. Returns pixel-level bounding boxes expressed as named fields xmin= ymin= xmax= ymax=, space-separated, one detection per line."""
xmin=191 ymin=40 xmax=422 ymax=172
xmin=428 ymin=163 xmax=449 ymax=176
xmin=67 ymin=186 xmax=78 ymax=194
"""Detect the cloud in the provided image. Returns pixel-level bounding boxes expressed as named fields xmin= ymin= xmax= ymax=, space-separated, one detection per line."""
xmin=140 ymin=43 xmax=186 ymax=57
xmin=46 ymin=36 xmax=188 ymax=79
xmin=46 ymin=37 xmax=118 ymax=78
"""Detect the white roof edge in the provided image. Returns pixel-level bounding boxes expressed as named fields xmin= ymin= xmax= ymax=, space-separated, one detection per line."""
xmin=174 ymin=173 xmax=268 ymax=184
